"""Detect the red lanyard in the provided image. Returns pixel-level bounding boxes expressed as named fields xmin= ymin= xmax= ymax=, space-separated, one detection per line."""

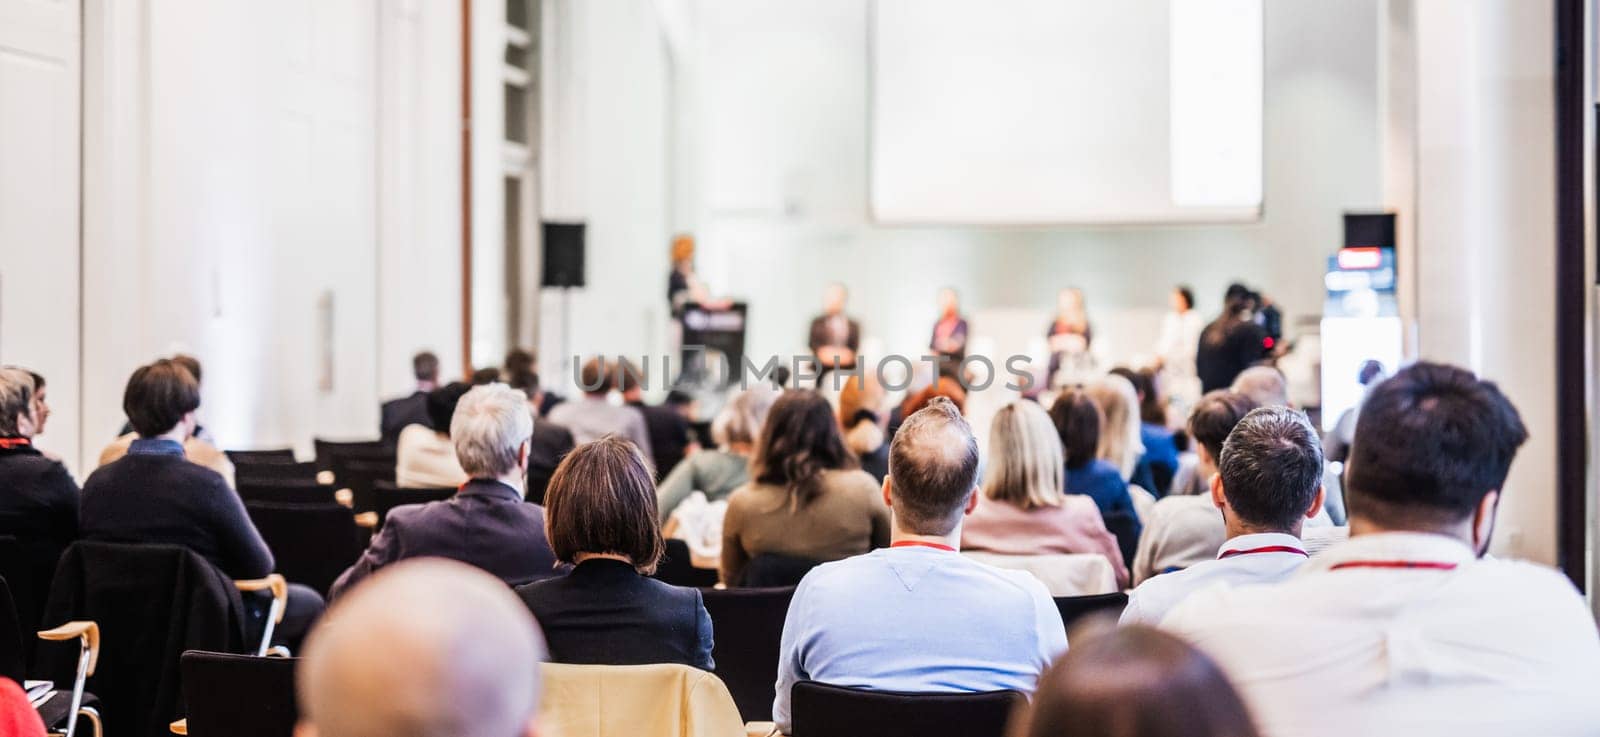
xmin=0 ymin=438 xmax=30 ymax=449
xmin=891 ymin=540 xmax=956 ymax=552
xmin=1329 ymin=560 xmax=1459 ymax=572
xmin=1218 ymin=545 xmax=1307 ymax=560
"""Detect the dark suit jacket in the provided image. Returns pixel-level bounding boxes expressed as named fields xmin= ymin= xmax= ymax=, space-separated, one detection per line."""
xmin=527 ymin=420 xmax=576 ymax=505
xmin=0 ymin=441 xmax=79 ymax=551
xmin=80 ymin=438 xmax=274 ymax=579
xmin=330 ymin=479 xmax=558 ymax=599
xmin=807 ymin=314 xmax=861 ymax=355
xmin=628 ymin=401 xmax=692 ymax=479
xmin=380 ymin=391 xmax=431 ymax=446
xmin=516 ymin=558 xmax=714 ymax=670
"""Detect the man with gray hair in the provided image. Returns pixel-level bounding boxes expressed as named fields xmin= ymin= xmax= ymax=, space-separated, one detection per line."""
xmin=772 ymin=397 xmax=1065 ymax=734
xmin=1230 ymin=365 xmax=1290 ymax=408
xmin=1121 ymin=406 xmax=1325 ymax=625
xmin=330 ymin=383 xmax=558 ymax=599
xmin=0 ymin=367 xmax=79 ymax=555
xmin=298 ymin=558 xmax=548 ymax=737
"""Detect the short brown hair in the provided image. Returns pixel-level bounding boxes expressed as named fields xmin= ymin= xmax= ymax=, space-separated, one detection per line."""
xmin=543 ymin=437 xmax=664 ymax=574
xmin=124 ymin=359 xmax=202 ymax=437
xmin=887 ymin=396 xmax=979 ymax=535
xmin=1049 ymin=389 xmax=1102 ymax=469
xmin=578 ymin=357 xmax=613 ymax=394
xmin=172 ymin=354 xmax=203 ymax=385
xmin=1187 ymin=390 xmax=1258 ymax=462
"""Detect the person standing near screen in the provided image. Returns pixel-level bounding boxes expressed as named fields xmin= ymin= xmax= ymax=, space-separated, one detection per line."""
xmin=1046 ymin=287 xmax=1094 ymax=386
xmin=808 ymin=283 xmax=861 ymax=369
xmin=929 ymin=287 xmax=969 ymax=365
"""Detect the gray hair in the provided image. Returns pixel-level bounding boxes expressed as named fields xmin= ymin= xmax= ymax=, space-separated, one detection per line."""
xmin=1218 ymin=406 xmax=1324 ymax=530
xmin=711 ymin=383 xmax=779 ymax=448
xmin=1231 ymin=366 xmax=1289 ymax=408
xmin=297 ymin=558 xmax=547 ymax=737
xmin=450 ymin=383 xmax=534 ymax=479
xmin=0 ymin=368 xmax=35 ymax=437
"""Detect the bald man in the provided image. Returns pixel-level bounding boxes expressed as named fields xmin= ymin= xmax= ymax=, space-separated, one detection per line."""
xmin=296 ymin=559 xmax=548 ymax=737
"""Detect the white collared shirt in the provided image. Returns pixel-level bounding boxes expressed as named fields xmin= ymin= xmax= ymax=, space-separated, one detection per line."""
xmin=1120 ymin=532 xmax=1308 ymax=626
xmin=1163 ymin=532 xmax=1600 ymax=737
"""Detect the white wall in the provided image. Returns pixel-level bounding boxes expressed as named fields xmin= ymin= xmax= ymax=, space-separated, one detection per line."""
xmin=536 ymin=0 xmax=671 ymax=391
xmin=1407 ymin=0 xmax=1559 ymax=564
xmin=651 ymin=0 xmax=1381 ymax=373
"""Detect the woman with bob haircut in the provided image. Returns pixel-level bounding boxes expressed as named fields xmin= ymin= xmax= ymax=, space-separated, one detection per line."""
xmin=516 ymin=436 xmax=714 ymax=670
xmin=962 ymin=401 xmax=1128 ymax=586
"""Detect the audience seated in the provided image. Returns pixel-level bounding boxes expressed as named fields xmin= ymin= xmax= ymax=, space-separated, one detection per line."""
xmin=772 ymin=397 xmax=1065 ymax=734
xmin=1049 ymin=389 xmax=1140 ymax=537
xmin=379 ymin=350 xmax=438 ymax=447
xmin=1085 ymin=374 xmax=1158 ymax=494
xmin=961 ymin=400 xmax=1128 ymax=587
xmin=1230 ymin=365 xmax=1289 ymax=408
xmin=0 ymin=368 xmax=78 ymax=554
xmin=1013 ymin=626 xmax=1261 ymax=737
xmin=332 ymin=383 xmax=559 ymax=598
xmin=619 ymin=359 xmax=694 ymax=478
xmin=721 ymin=391 xmax=889 ymax=586
xmin=81 ymin=359 xmax=324 ymax=648
xmin=1130 ymin=391 xmax=1256 ymax=583
xmin=395 ymin=382 xmax=471 ymax=488
xmin=546 ymin=357 xmax=653 ymax=457
xmin=517 ymin=437 xmax=714 ymax=670
xmin=506 ymin=370 xmax=575 ymax=505
xmin=656 ymin=383 xmax=778 ymax=521
xmin=887 ymin=376 xmax=966 ymax=446
xmin=1121 ymin=406 xmax=1324 ymax=625
xmin=297 ymin=559 xmax=547 ymax=737
xmin=837 ymin=373 xmax=890 ymax=483
xmin=1164 ymin=362 xmax=1600 ymax=737
xmin=101 ymin=355 xmax=235 ymax=487
xmin=1112 ymin=367 xmax=1180 ymax=494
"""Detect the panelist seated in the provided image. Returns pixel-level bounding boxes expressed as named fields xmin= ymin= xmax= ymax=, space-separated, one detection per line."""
xmin=807 ymin=283 xmax=861 ymax=368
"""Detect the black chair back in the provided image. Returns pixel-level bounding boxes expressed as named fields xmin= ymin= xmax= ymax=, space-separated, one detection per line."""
xmin=179 ymin=651 xmax=298 ymax=737
xmin=741 ymin=554 xmax=820 ymax=588
xmin=333 ymin=459 xmax=395 ymax=514
xmin=789 ymin=681 xmax=1024 ymax=737
xmin=1053 ymin=592 xmax=1129 ymax=631
xmin=234 ymin=461 xmax=319 ymax=485
xmin=0 ymin=534 xmax=65 ymax=670
xmin=313 ymin=438 xmax=390 ymax=474
xmin=651 ymin=539 xmax=719 ymax=588
xmin=1101 ymin=511 xmax=1140 ymax=572
xmin=0 ymin=577 xmax=27 ymax=683
xmin=702 ymin=586 xmax=795 ymax=721
xmin=41 ymin=542 xmax=249 ymax=737
xmin=245 ymin=502 xmax=364 ymax=598
xmin=224 ymin=449 xmax=297 ymax=466
xmin=372 ymin=482 xmax=456 ymax=526
xmin=237 ymin=482 xmax=337 ymax=506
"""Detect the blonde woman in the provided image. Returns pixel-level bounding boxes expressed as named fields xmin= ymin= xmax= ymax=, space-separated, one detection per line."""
xmin=962 ymin=401 xmax=1129 ymax=586
xmin=1086 ymin=374 xmax=1157 ymax=494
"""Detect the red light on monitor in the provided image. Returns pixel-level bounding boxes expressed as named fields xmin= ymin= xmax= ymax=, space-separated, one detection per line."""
xmin=1338 ymin=247 xmax=1383 ymax=270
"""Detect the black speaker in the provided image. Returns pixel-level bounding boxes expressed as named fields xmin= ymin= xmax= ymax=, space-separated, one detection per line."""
xmin=541 ymin=222 xmax=586 ymax=288
xmin=1343 ymin=213 xmax=1395 ymax=249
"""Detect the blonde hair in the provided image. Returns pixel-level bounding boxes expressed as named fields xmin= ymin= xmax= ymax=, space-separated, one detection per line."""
xmin=983 ymin=400 xmax=1065 ymax=509
xmin=1087 ymin=374 xmax=1145 ymax=480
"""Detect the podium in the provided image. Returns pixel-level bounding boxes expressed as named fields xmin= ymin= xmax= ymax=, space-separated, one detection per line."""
xmin=679 ymin=302 xmax=748 ymax=387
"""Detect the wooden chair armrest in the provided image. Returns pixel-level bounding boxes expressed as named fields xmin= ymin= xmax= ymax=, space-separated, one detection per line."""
xmin=236 ymin=574 xmax=289 ymax=623
xmin=745 ymin=721 xmax=778 ymax=737
xmin=38 ymin=620 xmax=100 ymax=675
xmin=316 ymin=470 xmax=336 ymax=485
xmin=354 ymin=511 xmax=379 ymax=528
xmin=334 ymin=487 xmax=354 ymax=507
xmin=170 ymin=718 xmax=188 ymax=735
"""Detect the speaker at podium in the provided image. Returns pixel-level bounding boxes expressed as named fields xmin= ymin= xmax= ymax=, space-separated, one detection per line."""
xmin=678 ymin=301 xmax=748 ymax=387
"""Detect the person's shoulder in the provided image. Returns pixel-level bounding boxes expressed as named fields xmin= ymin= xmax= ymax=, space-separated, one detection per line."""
xmin=824 ymin=467 xmax=881 ymax=493
xmin=1468 ymin=557 xmax=1589 ymax=604
xmin=513 ymin=572 xmax=567 ymax=607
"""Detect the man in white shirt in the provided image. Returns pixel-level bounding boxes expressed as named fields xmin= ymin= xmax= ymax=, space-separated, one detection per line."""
xmin=1164 ymin=362 xmax=1600 ymax=737
xmin=772 ymin=397 xmax=1066 ymax=734
xmin=1122 ymin=406 xmax=1324 ymax=625
xmin=1132 ymin=391 xmax=1255 ymax=582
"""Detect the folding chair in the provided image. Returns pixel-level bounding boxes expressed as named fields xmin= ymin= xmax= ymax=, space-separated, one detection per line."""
xmin=1052 ymin=592 xmax=1129 ymax=631
xmin=313 ymin=438 xmax=390 ymax=474
xmin=652 ymin=539 xmax=719 ymax=589
xmin=740 ymin=554 xmax=820 ymax=588
xmin=788 ymin=681 xmax=1023 ymax=737
xmin=0 ymin=577 xmax=101 ymax=737
xmin=233 ymin=462 xmax=319 ymax=486
xmin=701 ymin=586 xmax=795 ymax=721
xmin=245 ymin=502 xmax=364 ymax=598
xmin=223 ymin=450 xmax=296 ymax=466
xmin=170 ymin=651 xmax=297 ymax=737
xmin=236 ymin=482 xmax=338 ymax=506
